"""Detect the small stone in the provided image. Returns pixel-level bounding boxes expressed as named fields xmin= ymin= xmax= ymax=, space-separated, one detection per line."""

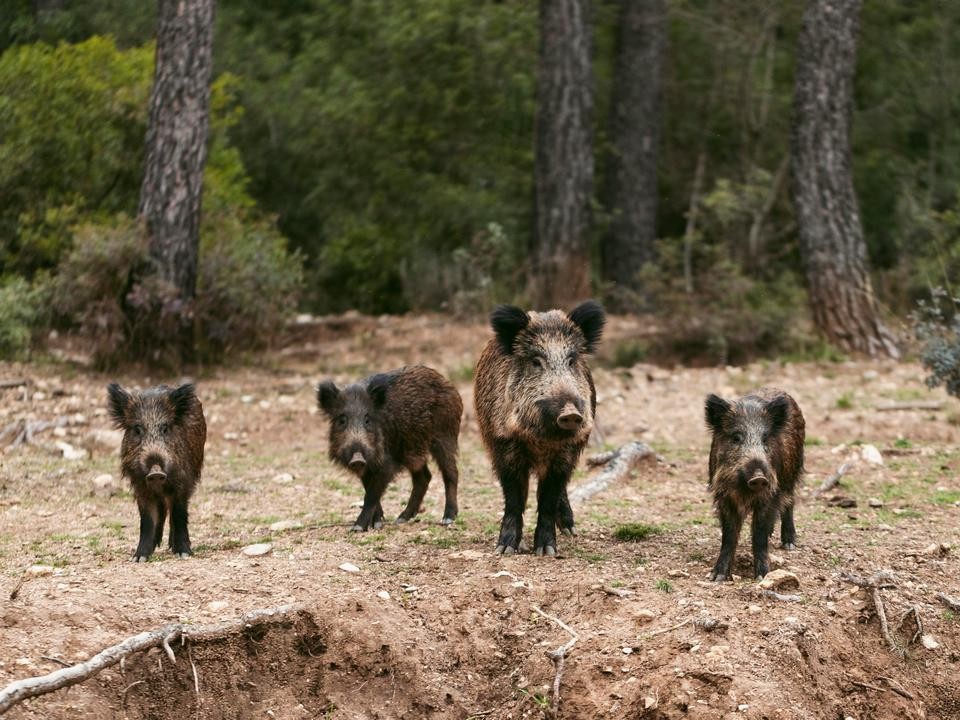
xmin=32 ymin=392 xmax=47 ymax=402
xmin=27 ymin=564 xmax=54 ymax=577
xmin=644 ymin=697 xmax=657 ymax=709
xmin=241 ymin=395 xmax=254 ymax=404
xmin=758 ymin=569 xmax=800 ymax=591
xmin=868 ymin=497 xmax=884 ymax=508
xmin=768 ymin=553 xmax=784 ymax=568
xmin=53 ymin=426 xmax=67 ymax=437
xmin=269 ymin=520 xmax=303 ymax=533
xmin=921 ymin=634 xmax=940 ymax=650
xmin=207 ymin=600 xmax=229 ymax=612
xmin=449 ymin=549 xmax=485 ymax=560
xmin=747 ymin=605 xmax=762 ymax=615
xmin=258 ymin=400 xmax=271 ymax=410
xmin=861 ymin=444 xmax=884 ymax=466
xmin=784 ymin=616 xmax=799 ymax=625
xmin=272 ymin=472 xmax=294 ymax=484
xmin=55 ymin=441 xmax=88 ymax=460
xmin=862 ymin=370 xmax=879 ymax=381
xmin=738 ymin=705 xmax=750 ymax=712
xmin=826 ymin=601 xmax=837 ymax=615
xmin=241 ymin=543 xmax=273 ymax=557
xmin=224 ymin=432 xmax=239 ymax=441
xmin=376 ymin=590 xmax=390 ymax=600
xmin=621 ymin=647 xmax=633 ymax=655
xmin=922 ymin=542 xmax=950 ymax=557
xmin=635 ymin=609 xmax=656 ymax=623
xmin=86 ymin=428 xmax=123 ymax=451
xmin=339 ymin=562 xmax=360 ymax=573
xmin=91 ymin=473 xmax=119 ymax=498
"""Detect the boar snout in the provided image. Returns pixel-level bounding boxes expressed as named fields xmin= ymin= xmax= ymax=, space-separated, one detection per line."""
xmin=146 ymin=464 xmax=167 ymax=482
xmin=556 ymin=402 xmax=583 ymax=431
xmin=348 ymin=451 xmax=367 ymax=474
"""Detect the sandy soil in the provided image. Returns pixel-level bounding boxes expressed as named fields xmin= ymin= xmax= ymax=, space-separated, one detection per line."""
xmin=0 ymin=313 xmax=958 ymax=719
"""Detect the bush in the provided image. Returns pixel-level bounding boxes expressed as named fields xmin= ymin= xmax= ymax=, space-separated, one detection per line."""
xmin=913 ymin=287 xmax=960 ymax=398
xmin=0 ymin=276 xmax=50 ymax=359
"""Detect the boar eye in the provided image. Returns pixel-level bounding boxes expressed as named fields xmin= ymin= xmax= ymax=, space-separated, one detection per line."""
xmin=530 ymin=356 xmax=544 ymax=370
xmin=731 ymin=431 xmax=744 ymax=444
xmin=160 ymin=423 xmax=171 ymax=435
xmin=567 ymin=353 xmax=577 ymax=368
xmin=335 ymin=415 xmax=348 ymax=429
xmin=363 ymin=414 xmax=372 ymax=429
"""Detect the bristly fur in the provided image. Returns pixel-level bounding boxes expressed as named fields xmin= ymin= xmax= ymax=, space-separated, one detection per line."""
xmin=474 ymin=300 xmax=606 ymax=556
xmin=704 ymin=387 xmax=805 ymax=581
xmin=316 ymin=365 xmax=463 ymax=530
xmin=107 ymin=382 xmax=206 ymax=562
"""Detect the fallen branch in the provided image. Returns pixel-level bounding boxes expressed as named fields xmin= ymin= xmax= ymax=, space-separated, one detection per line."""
xmin=759 ymin=589 xmax=803 ymax=603
xmin=849 ymin=678 xmax=886 ymax=693
xmin=877 ymin=675 xmax=915 ymax=701
xmin=646 ymin=617 xmax=691 ymax=638
xmin=601 ymin=585 xmax=634 ymax=598
xmin=1 ymin=416 xmax=77 ymax=449
xmin=0 ymin=604 xmax=304 ymax=714
xmin=936 ymin=592 xmax=960 ymax=612
xmin=875 ymin=401 xmax=942 ymax=412
xmin=531 ymin=605 xmax=578 ymax=719
xmin=571 ymin=442 xmax=658 ymax=504
xmin=838 ymin=572 xmax=907 ymax=657
xmin=838 ymin=571 xmax=898 ymax=590
xmin=816 ymin=462 xmax=851 ymax=496
xmin=872 ymin=587 xmax=904 ymax=658
xmin=0 ymin=380 xmax=27 ymax=390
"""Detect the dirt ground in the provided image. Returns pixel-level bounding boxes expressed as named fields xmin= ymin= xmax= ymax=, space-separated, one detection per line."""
xmin=0 ymin=313 xmax=958 ymax=720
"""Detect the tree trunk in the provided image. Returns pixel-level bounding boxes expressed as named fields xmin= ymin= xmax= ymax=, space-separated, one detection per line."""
xmin=138 ymin=0 xmax=216 ymax=309
xmin=530 ymin=0 xmax=594 ymax=310
xmin=601 ymin=0 xmax=666 ymax=309
xmin=790 ymin=0 xmax=899 ymax=358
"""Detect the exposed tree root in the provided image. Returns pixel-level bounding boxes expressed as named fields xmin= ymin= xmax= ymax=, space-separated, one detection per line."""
xmin=838 ymin=571 xmax=916 ymax=658
xmin=532 ymin=605 xmax=578 ymax=719
xmin=0 ymin=604 xmax=305 ymax=715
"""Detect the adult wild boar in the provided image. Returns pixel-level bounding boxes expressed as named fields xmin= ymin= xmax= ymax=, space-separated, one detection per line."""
xmin=474 ymin=300 xmax=605 ymax=556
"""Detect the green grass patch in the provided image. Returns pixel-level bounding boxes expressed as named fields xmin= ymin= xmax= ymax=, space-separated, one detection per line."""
xmin=448 ymin=363 xmax=475 ymax=383
xmin=654 ymin=578 xmax=673 ymax=593
xmin=934 ymin=490 xmax=960 ymax=505
xmin=614 ymin=523 xmax=664 ymax=542
xmin=893 ymin=438 xmax=912 ymax=449
xmin=804 ymin=436 xmax=825 ymax=447
xmin=835 ymin=393 xmax=854 ymax=410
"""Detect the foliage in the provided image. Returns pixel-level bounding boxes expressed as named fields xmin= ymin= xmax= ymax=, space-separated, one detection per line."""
xmin=0 ymin=276 xmax=50 ymax=359
xmin=913 ymin=287 xmax=960 ymax=398
xmin=613 ymin=523 xmax=663 ymax=542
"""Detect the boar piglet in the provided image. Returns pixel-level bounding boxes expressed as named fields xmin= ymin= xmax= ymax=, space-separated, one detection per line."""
xmin=107 ymin=383 xmax=206 ymax=562
xmin=474 ymin=300 xmax=605 ymax=556
xmin=317 ymin=365 xmax=463 ymax=531
xmin=705 ymin=388 xmax=805 ymax=580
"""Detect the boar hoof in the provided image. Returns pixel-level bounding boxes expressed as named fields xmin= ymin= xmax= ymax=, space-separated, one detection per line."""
xmin=133 ymin=555 xmax=149 ymax=563
xmin=495 ymin=544 xmax=516 ymax=556
xmin=372 ymin=520 xmax=383 ymax=530
xmin=560 ymin=526 xmax=576 ymax=536
xmin=395 ymin=516 xmax=410 ymax=524
xmin=177 ymin=552 xmax=191 ymax=559
xmin=350 ymin=524 xmax=365 ymax=533
xmin=534 ymin=545 xmax=557 ymax=557
xmin=709 ymin=571 xmax=729 ymax=582
xmin=440 ymin=517 xmax=455 ymax=526
xmin=781 ymin=542 xmax=796 ymax=551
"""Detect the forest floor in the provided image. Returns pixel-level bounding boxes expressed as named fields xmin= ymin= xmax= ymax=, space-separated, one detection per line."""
xmin=0 ymin=313 xmax=959 ymax=720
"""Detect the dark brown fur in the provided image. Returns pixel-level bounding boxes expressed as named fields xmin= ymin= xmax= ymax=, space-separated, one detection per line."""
xmin=705 ymin=387 xmax=805 ymax=580
xmin=317 ymin=365 xmax=463 ymax=531
xmin=474 ymin=300 xmax=605 ymax=556
xmin=107 ymin=383 xmax=206 ymax=562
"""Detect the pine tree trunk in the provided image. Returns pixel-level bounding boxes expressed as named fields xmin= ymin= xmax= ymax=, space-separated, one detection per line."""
xmin=530 ymin=0 xmax=594 ymax=309
xmin=138 ymin=0 xmax=215 ymax=307
xmin=601 ymin=0 xmax=666 ymax=309
xmin=790 ymin=0 xmax=899 ymax=358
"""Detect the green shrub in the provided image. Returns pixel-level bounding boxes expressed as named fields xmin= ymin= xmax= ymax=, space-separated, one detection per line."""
xmin=0 ymin=276 xmax=50 ymax=358
xmin=613 ymin=523 xmax=663 ymax=542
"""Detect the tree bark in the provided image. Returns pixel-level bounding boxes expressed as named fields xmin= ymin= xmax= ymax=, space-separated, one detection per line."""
xmin=790 ymin=0 xmax=899 ymax=358
xmin=601 ymin=0 xmax=666 ymax=309
xmin=138 ymin=0 xmax=216 ymax=308
xmin=530 ymin=0 xmax=594 ymax=309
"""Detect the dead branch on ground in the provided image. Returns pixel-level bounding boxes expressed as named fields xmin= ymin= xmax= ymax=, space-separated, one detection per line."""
xmin=875 ymin=401 xmax=943 ymax=412
xmin=838 ymin=571 xmax=910 ymax=657
xmin=0 ymin=604 xmax=304 ymax=714
xmin=572 ymin=442 xmax=659 ymax=504
xmin=531 ymin=605 xmax=578 ymax=719
xmin=816 ymin=462 xmax=851 ymax=496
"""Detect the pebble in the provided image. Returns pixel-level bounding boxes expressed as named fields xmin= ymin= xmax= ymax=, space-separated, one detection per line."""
xmin=55 ymin=441 xmax=88 ymax=461
xmin=377 ymin=590 xmax=390 ymax=601
xmin=861 ymin=444 xmax=884 ymax=466
xmin=862 ymin=370 xmax=879 ymax=381
xmin=868 ymin=497 xmax=884 ymax=508
xmin=241 ymin=543 xmax=273 ymax=557
xmin=27 ymin=564 xmax=54 ymax=577
xmin=339 ymin=562 xmax=360 ymax=573
xmin=91 ymin=473 xmax=119 ymax=498
xmin=207 ymin=600 xmax=229 ymax=612
xmin=748 ymin=605 xmax=762 ymax=615
xmin=259 ymin=400 xmax=271 ymax=410
xmin=635 ymin=609 xmax=656 ymax=623
xmin=269 ymin=520 xmax=303 ymax=532
xmin=621 ymin=647 xmax=633 ymax=655
xmin=758 ymin=569 xmax=800 ymax=591
xmin=921 ymin=634 xmax=940 ymax=650
xmin=241 ymin=395 xmax=254 ymax=404
xmin=272 ymin=472 xmax=294 ymax=484
xmin=224 ymin=432 xmax=239 ymax=441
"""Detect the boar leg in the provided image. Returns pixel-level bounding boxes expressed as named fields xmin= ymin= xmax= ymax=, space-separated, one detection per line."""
xmin=431 ymin=439 xmax=459 ymax=525
xmin=556 ymin=486 xmax=576 ymax=536
xmin=750 ymin=505 xmax=777 ymax=579
xmin=169 ymin=497 xmax=192 ymax=558
xmin=153 ymin=499 xmax=168 ymax=551
xmin=398 ymin=465 xmax=431 ymax=523
xmin=780 ymin=503 xmax=797 ymax=550
xmin=493 ymin=440 xmax=530 ymax=555
xmin=133 ymin=496 xmax=161 ymax=562
xmin=533 ymin=457 xmax=575 ymax=556
xmin=710 ymin=499 xmax=744 ymax=581
xmin=353 ymin=473 xmax=390 ymax=531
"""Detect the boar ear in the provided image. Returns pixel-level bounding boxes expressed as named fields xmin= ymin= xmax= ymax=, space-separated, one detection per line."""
xmin=490 ymin=305 xmax=529 ymax=355
xmin=107 ymin=383 xmax=131 ymax=428
xmin=568 ymin=300 xmax=605 ymax=353
xmin=168 ymin=383 xmax=197 ymax=422
xmin=316 ymin=381 xmax=340 ymax=415
xmin=704 ymin=394 xmax=731 ymax=434
xmin=367 ymin=374 xmax=393 ymax=410
xmin=766 ymin=395 xmax=789 ymax=435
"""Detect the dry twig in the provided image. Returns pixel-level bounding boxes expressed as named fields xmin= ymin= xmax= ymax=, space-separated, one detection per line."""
xmin=759 ymin=589 xmax=803 ymax=603
xmin=647 ymin=617 xmax=692 ymax=638
xmin=531 ymin=605 xmax=578 ymax=718
xmin=875 ymin=401 xmax=942 ymax=412
xmin=816 ymin=462 xmax=851 ymax=496
xmin=877 ymin=675 xmax=915 ymax=701
xmin=572 ymin=442 xmax=658 ymax=504
xmin=0 ymin=604 xmax=304 ymax=714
